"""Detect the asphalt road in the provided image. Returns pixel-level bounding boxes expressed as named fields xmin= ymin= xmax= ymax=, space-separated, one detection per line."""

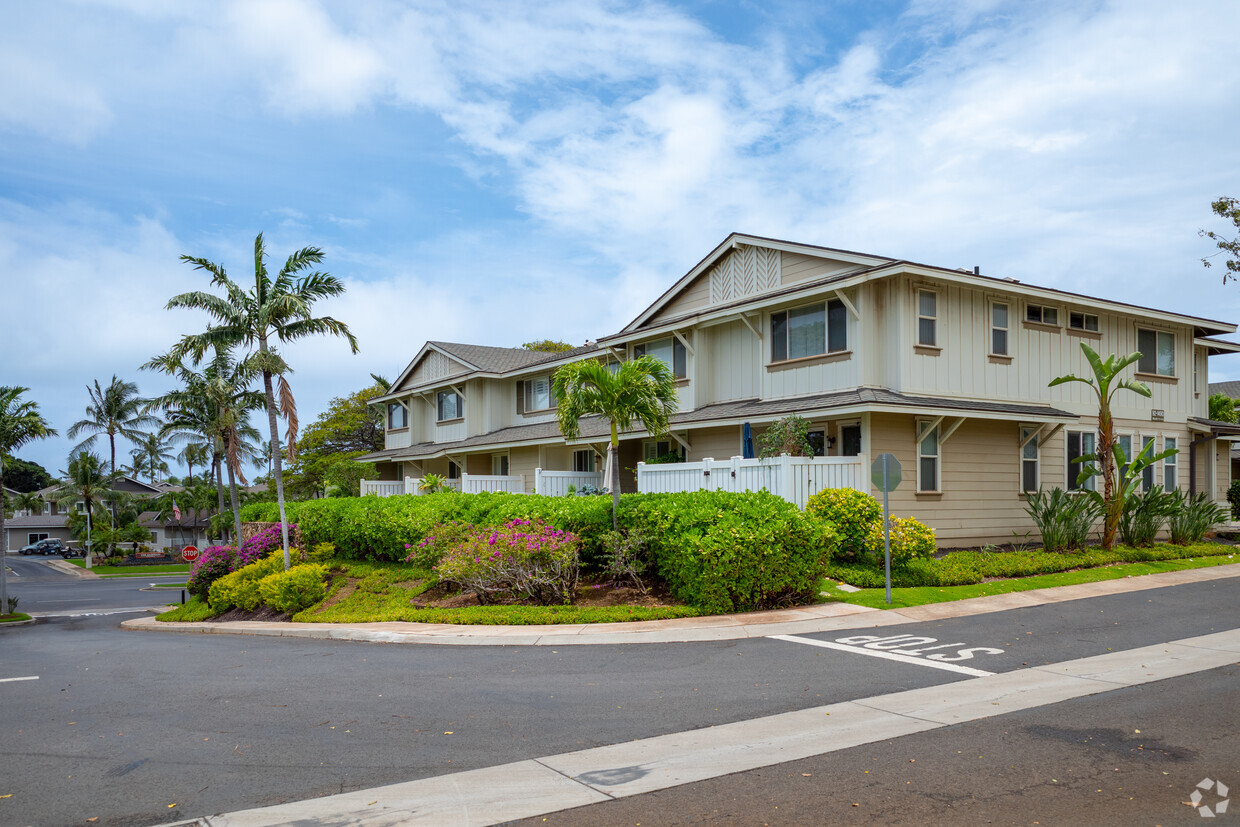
xmin=0 ymin=564 xmax=1236 ymax=826
xmin=4 ymin=555 xmax=184 ymax=615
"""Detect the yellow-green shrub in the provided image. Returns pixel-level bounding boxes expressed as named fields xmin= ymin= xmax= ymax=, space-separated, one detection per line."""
xmin=806 ymin=488 xmax=882 ymax=557
xmin=258 ymin=564 xmax=328 ymax=613
xmin=863 ymin=516 xmax=936 ymax=566
xmin=207 ymin=551 xmax=286 ymax=612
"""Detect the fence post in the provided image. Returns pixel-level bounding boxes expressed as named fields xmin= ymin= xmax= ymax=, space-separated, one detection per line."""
xmin=730 ymin=456 xmax=741 ymax=493
xmin=404 ymin=476 xmax=414 ymax=495
xmin=778 ymin=453 xmax=795 ymax=505
xmin=461 ymin=472 xmax=470 ymax=495
xmin=518 ymin=473 xmax=526 ymax=494
xmin=637 ymin=461 xmax=646 ymax=493
xmin=535 ymin=467 xmax=542 ymax=496
xmin=702 ymin=458 xmax=715 ymax=491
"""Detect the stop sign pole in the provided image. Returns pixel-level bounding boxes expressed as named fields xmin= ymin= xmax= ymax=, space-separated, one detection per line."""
xmin=870 ymin=453 xmax=903 ymax=605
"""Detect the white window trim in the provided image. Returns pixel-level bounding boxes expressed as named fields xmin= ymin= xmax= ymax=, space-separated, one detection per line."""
xmin=572 ymin=449 xmax=596 ymax=473
xmin=1066 ymin=430 xmax=1097 ymax=492
xmin=916 ymin=289 xmax=938 ymax=347
xmin=990 ymin=300 xmax=1010 ymax=357
xmin=523 ymin=376 xmax=556 ymax=413
xmin=387 ymin=401 xmax=408 ymax=429
xmin=1138 ymin=434 xmax=1156 ymax=493
xmin=1020 ymin=425 xmax=1040 ymax=493
xmin=436 ymin=390 xmax=463 ymax=422
xmin=916 ymin=418 xmax=940 ymax=493
xmin=1136 ymin=327 xmax=1176 ymax=377
xmin=769 ymin=300 xmax=847 ymax=363
xmin=1163 ymin=435 xmax=1178 ymax=490
xmin=1025 ymin=303 xmax=1060 ymax=326
xmin=491 ymin=453 xmax=510 ymax=476
xmin=1068 ymin=310 xmax=1099 ymax=332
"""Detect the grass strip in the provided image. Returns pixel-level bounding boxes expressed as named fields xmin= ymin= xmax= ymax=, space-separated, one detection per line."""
xmin=64 ymin=560 xmax=191 ymax=576
xmin=1 ymin=612 xmax=33 ymax=623
xmin=823 ymin=555 xmax=1240 ymax=609
xmin=156 ymin=598 xmax=217 ymax=622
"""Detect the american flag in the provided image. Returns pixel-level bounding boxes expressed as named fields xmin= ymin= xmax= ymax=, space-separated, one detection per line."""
xmin=172 ymin=499 xmax=181 ymax=522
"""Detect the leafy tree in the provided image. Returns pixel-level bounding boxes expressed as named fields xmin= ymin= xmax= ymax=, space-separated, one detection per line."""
xmin=1 ymin=457 xmax=53 ymax=493
xmin=1208 ymin=393 xmax=1238 ymax=423
xmin=757 ymin=415 xmax=815 ymax=458
xmin=0 ymin=387 xmax=57 ymax=613
xmin=554 ymin=356 xmax=679 ymax=529
xmin=66 ymin=376 xmax=160 ymax=473
xmin=522 ymin=340 xmax=575 ymax=353
xmin=1200 ymin=196 xmax=1240 ymax=281
xmin=167 ymin=233 xmax=358 ymax=570
xmin=299 ymin=381 xmax=386 ymax=457
xmin=1049 ymin=343 xmax=1165 ymax=550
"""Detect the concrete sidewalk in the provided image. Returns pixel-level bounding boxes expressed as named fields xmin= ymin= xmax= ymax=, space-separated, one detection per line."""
xmin=122 ymin=561 xmax=1240 ymax=646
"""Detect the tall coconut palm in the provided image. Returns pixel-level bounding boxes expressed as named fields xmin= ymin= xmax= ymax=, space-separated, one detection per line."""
xmin=56 ymin=452 xmax=119 ymax=559
xmin=178 ymin=442 xmax=210 ymax=486
xmin=146 ymin=349 xmax=265 ymax=546
xmin=13 ymin=490 xmax=43 ymax=517
xmin=135 ymin=433 xmax=174 ymax=484
xmin=166 ymin=233 xmax=358 ymax=569
xmin=67 ymin=376 xmax=160 ymax=473
xmin=554 ymin=356 xmax=679 ymax=529
xmin=0 ymin=386 xmax=57 ymax=613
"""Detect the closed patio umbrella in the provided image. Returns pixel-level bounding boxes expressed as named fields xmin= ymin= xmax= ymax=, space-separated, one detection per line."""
xmin=742 ymin=422 xmax=755 ymax=459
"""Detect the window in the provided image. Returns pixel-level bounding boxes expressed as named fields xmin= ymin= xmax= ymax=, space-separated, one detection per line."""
xmin=76 ymin=501 xmax=86 ymax=514
xmin=634 ymin=337 xmax=687 ymax=378
xmin=573 ymin=449 xmax=595 ymax=473
xmin=642 ymin=440 xmax=684 ymax=462
xmin=807 ymin=430 xmax=826 ymax=457
xmin=447 ymin=461 xmax=460 ymax=480
xmin=521 ymin=376 xmax=555 ymax=412
xmin=1069 ymin=311 xmax=1099 ymax=332
xmin=771 ymin=300 xmax=847 ymax=362
xmin=1066 ymin=431 xmax=1096 ymax=491
xmin=1137 ymin=329 xmax=1175 ymax=376
xmin=917 ymin=290 xmax=937 ymax=346
xmin=1116 ymin=434 xmax=1132 ymax=483
xmin=387 ymin=402 xmax=407 ymax=429
xmin=28 ymin=533 xmax=48 ymax=545
xmin=1139 ymin=436 xmax=1155 ymax=492
xmin=492 ymin=454 xmax=509 ymax=476
xmin=991 ymin=301 xmax=1009 ymax=355
xmin=917 ymin=420 xmax=939 ymax=492
xmin=1020 ymin=427 xmax=1040 ymax=493
xmin=1026 ymin=304 xmax=1059 ymax=325
xmin=1163 ymin=437 xmax=1177 ymax=489
xmin=436 ymin=391 xmax=463 ymax=421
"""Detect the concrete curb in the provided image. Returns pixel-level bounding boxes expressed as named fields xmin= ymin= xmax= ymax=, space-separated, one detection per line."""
xmin=121 ymin=561 xmax=1240 ymax=646
xmin=0 ymin=617 xmax=36 ymax=628
xmin=43 ymin=558 xmax=100 ymax=579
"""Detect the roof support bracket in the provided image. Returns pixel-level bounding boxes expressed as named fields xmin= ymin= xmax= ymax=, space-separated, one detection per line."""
xmin=672 ymin=329 xmax=695 ymax=355
xmin=449 ymin=384 xmax=466 ymax=401
xmin=938 ymin=416 xmax=967 ymax=445
xmin=918 ymin=416 xmax=945 ymax=442
xmin=833 ymin=289 xmax=860 ymax=320
xmin=668 ymin=431 xmax=692 ymax=452
xmin=739 ymin=313 xmax=763 ymax=340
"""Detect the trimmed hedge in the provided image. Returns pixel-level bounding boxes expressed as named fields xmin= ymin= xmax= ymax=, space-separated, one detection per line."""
xmin=244 ymin=491 xmax=837 ymax=614
xmin=827 ymin=542 xmax=1238 ymax=589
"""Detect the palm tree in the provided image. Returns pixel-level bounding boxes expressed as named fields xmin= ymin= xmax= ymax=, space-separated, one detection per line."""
xmin=178 ymin=442 xmax=210 ymax=486
xmin=136 ymin=433 xmax=174 ymax=483
xmin=0 ymin=386 xmax=57 ymax=613
xmin=67 ymin=376 xmax=160 ymax=473
xmin=56 ymin=452 xmax=119 ymax=559
xmin=554 ymin=356 xmax=679 ymax=529
xmin=13 ymin=491 xmax=43 ymax=517
xmin=146 ymin=349 xmax=265 ymax=546
xmin=166 ymin=233 xmax=358 ymax=569
xmin=1050 ymin=343 xmax=1156 ymax=550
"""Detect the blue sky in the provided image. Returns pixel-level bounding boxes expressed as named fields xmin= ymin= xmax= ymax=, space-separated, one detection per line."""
xmin=3 ymin=0 xmax=1240 ymax=478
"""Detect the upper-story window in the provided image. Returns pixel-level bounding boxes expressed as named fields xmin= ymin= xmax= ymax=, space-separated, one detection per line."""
xmin=1137 ymin=328 xmax=1175 ymax=376
xmin=387 ymin=402 xmax=407 ymax=429
xmin=1026 ymin=304 xmax=1059 ymax=325
xmin=917 ymin=290 xmax=937 ymax=347
xmin=634 ymin=337 xmax=687 ymax=378
xmin=991 ymin=301 xmax=1009 ymax=356
xmin=771 ymin=299 xmax=847 ymax=362
xmin=520 ymin=376 xmax=556 ymax=413
xmin=436 ymin=390 xmax=463 ymax=422
xmin=1069 ymin=311 xmax=1099 ymax=332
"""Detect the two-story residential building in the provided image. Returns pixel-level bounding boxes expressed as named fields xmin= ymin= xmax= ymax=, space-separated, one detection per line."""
xmin=359 ymin=234 xmax=1240 ymax=545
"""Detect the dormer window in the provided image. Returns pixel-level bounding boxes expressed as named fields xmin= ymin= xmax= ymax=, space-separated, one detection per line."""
xmin=634 ymin=337 xmax=687 ymax=378
xmin=387 ymin=402 xmax=407 ymax=429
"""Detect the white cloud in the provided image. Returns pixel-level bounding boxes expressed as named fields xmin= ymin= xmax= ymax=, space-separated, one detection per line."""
xmin=0 ymin=50 xmax=112 ymax=144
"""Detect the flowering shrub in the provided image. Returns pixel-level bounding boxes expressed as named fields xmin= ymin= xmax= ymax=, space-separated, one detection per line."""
xmin=405 ymin=521 xmax=473 ymax=571
xmin=863 ymin=516 xmax=937 ymax=566
xmin=806 ymin=488 xmax=882 ymax=559
xmin=186 ymin=545 xmax=236 ymax=598
xmin=435 ymin=519 xmax=581 ymax=605
xmin=239 ymin=523 xmax=299 ymax=566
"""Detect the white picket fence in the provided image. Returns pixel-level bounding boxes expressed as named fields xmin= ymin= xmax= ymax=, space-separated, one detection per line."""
xmin=362 ymin=469 xmax=604 ymax=498
xmin=637 ymin=454 xmax=867 ymax=509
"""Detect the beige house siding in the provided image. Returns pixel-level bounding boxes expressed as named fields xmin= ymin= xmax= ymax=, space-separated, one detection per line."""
xmin=780 ymin=251 xmax=853 ymax=285
xmin=699 ymin=321 xmax=759 ymax=405
xmin=686 ymin=426 xmax=741 ymax=462
xmin=509 ymin=446 xmax=541 ymax=493
xmin=649 ymin=272 xmax=710 ymax=324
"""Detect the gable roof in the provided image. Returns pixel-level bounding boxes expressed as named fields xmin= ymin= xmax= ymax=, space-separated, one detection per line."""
xmin=614 ymin=232 xmax=1237 ymax=340
xmin=380 ymin=341 xmax=602 ymax=402
xmin=1210 ymin=380 xmax=1240 ymax=398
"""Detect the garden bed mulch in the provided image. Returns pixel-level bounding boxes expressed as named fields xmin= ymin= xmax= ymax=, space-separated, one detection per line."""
xmin=410 ymin=581 xmax=680 ymax=610
xmin=204 ymin=607 xmax=294 ymax=623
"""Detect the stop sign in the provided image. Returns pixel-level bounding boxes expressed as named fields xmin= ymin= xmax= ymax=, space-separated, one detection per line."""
xmin=181 ymin=545 xmax=200 ymax=563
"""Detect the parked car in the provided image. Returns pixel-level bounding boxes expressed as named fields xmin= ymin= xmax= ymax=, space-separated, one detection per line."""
xmin=35 ymin=538 xmax=66 ymax=556
xmin=18 ymin=543 xmax=42 ymax=555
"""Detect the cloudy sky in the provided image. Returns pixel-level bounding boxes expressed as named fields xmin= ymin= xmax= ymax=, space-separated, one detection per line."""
xmin=3 ymin=0 xmax=1240 ymax=478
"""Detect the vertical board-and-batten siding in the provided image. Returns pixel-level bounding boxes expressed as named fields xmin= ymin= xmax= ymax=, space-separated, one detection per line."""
xmin=701 ymin=321 xmax=759 ymax=404
xmin=900 ymin=276 xmax=1197 ymax=423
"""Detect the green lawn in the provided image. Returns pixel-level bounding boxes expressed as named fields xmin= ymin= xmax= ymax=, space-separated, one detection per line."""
xmin=63 ymin=560 xmax=190 ymax=577
xmin=1 ymin=612 xmax=33 ymax=623
xmin=822 ymin=555 xmax=1240 ymax=610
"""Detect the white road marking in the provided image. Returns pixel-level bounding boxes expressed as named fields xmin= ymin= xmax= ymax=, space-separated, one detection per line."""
xmin=39 ymin=598 xmax=100 ymax=603
xmin=0 ymin=676 xmax=39 ymax=683
xmin=35 ymin=607 xmax=154 ymax=618
xmin=768 ymin=633 xmax=997 ymax=677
